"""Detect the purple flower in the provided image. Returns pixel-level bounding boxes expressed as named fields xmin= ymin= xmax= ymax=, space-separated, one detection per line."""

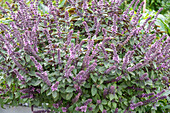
xmin=122 ymin=51 xmax=134 ymax=69
xmin=154 ymin=8 xmax=163 ymax=20
xmin=94 ymin=16 xmax=97 ymax=27
xmin=102 ymin=37 xmax=111 ymax=46
xmin=51 ymin=81 xmax=59 ymax=91
xmin=139 ymin=73 xmax=148 ymax=80
xmin=105 ymin=66 xmax=117 ymax=74
xmin=62 ymin=107 xmax=67 ymax=112
xmin=130 ymin=102 xmax=143 ymax=110
xmin=102 ymin=110 xmax=107 ymax=113
xmin=83 ymin=0 xmax=88 ymax=9
xmin=83 ymin=99 xmax=92 ymax=106
xmin=102 ymin=28 xmax=107 ymax=37
xmin=111 ymin=44 xmax=119 ymax=63
xmin=116 ymin=76 xmax=122 ymax=81
xmin=97 ymin=100 xmax=101 ymax=104
xmin=157 ymin=96 xmax=167 ymax=100
xmin=30 ymin=56 xmax=43 ymax=72
xmin=64 ymin=65 xmax=75 ymax=78
xmin=124 ymin=0 xmax=136 ymax=15
xmin=66 ymin=30 xmax=73 ymax=45
xmin=114 ymin=108 xmax=118 ymax=113
xmin=127 ymin=63 xmax=143 ymax=72
xmin=95 ymin=22 xmax=100 ymax=36
xmin=133 ymin=0 xmax=140 ymax=10
xmin=100 ymin=44 xmax=108 ymax=59
xmin=82 ymin=21 xmax=89 ymax=33
xmin=156 ymin=89 xmax=165 ymax=97
xmin=162 ymin=76 xmax=168 ymax=82
xmin=88 ymin=107 xmax=93 ymax=111
xmin=72 ymin=93 xmax=81 ymax=103
xmin=65 ymin=11 xmax=69 ymax=21
xmin=103 ymin=88 xmax=109 ymax=98
xmin=36 ymin=89 xmax=41 ymax=94
xmin=80 ymin=106 xmax=87 ymax=112
xmin=109 ymin=86 xmax=115 ymax=94
xmin=13 ymin=69 xmax=25 ymax=81
xmin=112 ymin=14 xmax=117 ymax=33
xmin=75 ymin=70 xmax=85 ymax=81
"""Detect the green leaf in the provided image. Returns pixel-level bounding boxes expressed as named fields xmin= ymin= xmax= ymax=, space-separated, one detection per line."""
xmin=112 ymin=103 xmax=117 ymax=109
xmin=99 ymin=104 xmax=103 ymax=112
xmin=102 ymin=99 xmax=107 ymax=105
xmin=46 ymin=89 xmax=52 ymax=96
xmin=66 ymin=93 xmax=73 ymax=100
xmin=153 ymin=62 xmax=157 ymax=69
xmin=162 ymin=105 xmax=170 ymax=109
xmin=58 ymin=0 xmax=66 ymax=8
xmin=145 ymin=79 xmax=153 ymax=86
xmin=52 ymin=91 xmax=58 ymax=98
xmin=65 ymin=87 xmax=75 ymax=93
xmin=91 ymin=74 xmax=97 ymax=83
xmin=14 ymin=92 xmax=20 ymax=98
xmin=91 ymin=85 xmax=97 ymax=96
xmin=105 ymin=48 xmax=113 ymax=52
xmin=41 ymin=84 xmax=49 ymax=93
xmin=32 ymin=80 xmax=41 ymax=86
xmin=25 ymin=54 xmax=30 ymax=62
xmin=109 ymin=94 xmax=114 ymax=101
xmin=108 ymin=101 xmax=111 ymax=108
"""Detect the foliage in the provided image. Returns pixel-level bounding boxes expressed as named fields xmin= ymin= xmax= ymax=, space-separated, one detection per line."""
xmin=0 ymin=0 xmax=169 ymax=113
xmin=124 ymin=0 xmax=170 ymax=14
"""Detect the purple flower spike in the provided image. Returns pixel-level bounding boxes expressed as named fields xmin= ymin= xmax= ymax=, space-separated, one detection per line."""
xmin=139 ymin=73 xmax=148 ymax=80
xmin=51 ymin=81 xmax=59 ymax=91
xmin=80 ymin=106 xmax=87 ymax=112
xmin=97 ymin=100 xmax=101 ymax=104
xmin=110 ymin=86 xmax=115 ymax=94
xmin=162 ymin=76 xmax=168 ymax=83
xmin=82 ymin=21 xmax=89 ymax=33
xmin=105 ymin=66 xmax=117 ymax=74
xmin=83 ymin=99 xmax=92 ymax=106
xmin=114 ymin=108 xmax=118 ymax=113
xmin=65 ymin=11 xmax=69 ymax=21
xmin=66 ymin=30 xmax=73 ymax=45
xmin=102 ymin=110 xmax=107 ymax=113
xmin=130 ymin=102 xmax=143 ymax=110
xmin=72 ymin=93 xmax=81 ymax=103
xmin=62 ymin=107 xmax=67 ymax=112
xmin=13 ymin=69 xmax=25 ymax=81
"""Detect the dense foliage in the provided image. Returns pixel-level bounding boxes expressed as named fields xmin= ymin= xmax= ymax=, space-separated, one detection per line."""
xmin=0 ymin=0 xmax=169 ymax=113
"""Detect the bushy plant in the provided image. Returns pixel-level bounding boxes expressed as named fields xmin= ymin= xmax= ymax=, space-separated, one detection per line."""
xmin=0 ymin=0 xmax=169 ymax=112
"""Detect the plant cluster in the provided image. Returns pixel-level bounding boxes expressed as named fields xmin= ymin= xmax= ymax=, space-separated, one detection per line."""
xmin=0 ymin=0 xmax=169 ymax=113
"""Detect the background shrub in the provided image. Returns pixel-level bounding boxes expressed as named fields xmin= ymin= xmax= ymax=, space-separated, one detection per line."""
xmin=0 ymin=0 xmax=169 ymax=112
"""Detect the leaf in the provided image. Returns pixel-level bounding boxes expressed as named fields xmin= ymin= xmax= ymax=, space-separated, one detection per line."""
xmin=102 ymin=99 xmax=107 ymax=105
xmin=65 ymin=87 xmax=75 ymax=93
xmin=25 ymin=54 xmax=30 ymax=62
xmin=109 ymin=94 xmax=114 ymax=101
xmin=105 ymin=48 xmax=113 ymax=52
xmin=41 ymin=84 xmax=49 ymax=93
xmin=112 ymin=103 xmax=117 ymax=109
xmin=91 ymin=85 xmax=97 ymax=96
xmin=46 ymin=89 xmax=51 ymax=96
xmin=66 ymin=93 xmax=73 ymax=100
xmin=32 ymin=80 xmax=41 ymax=86
xmin=162 ymin=105 xmax=170 ymax=109
xmin=99 ymin=104 xmax=103 ymax=112
xmin=52 ymin=91 xmax=58 ymax=98
xmin=58 ymin=0 xmax=66 ymax=8
xmin=91 ymin=74 xmax=97 ymax=83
